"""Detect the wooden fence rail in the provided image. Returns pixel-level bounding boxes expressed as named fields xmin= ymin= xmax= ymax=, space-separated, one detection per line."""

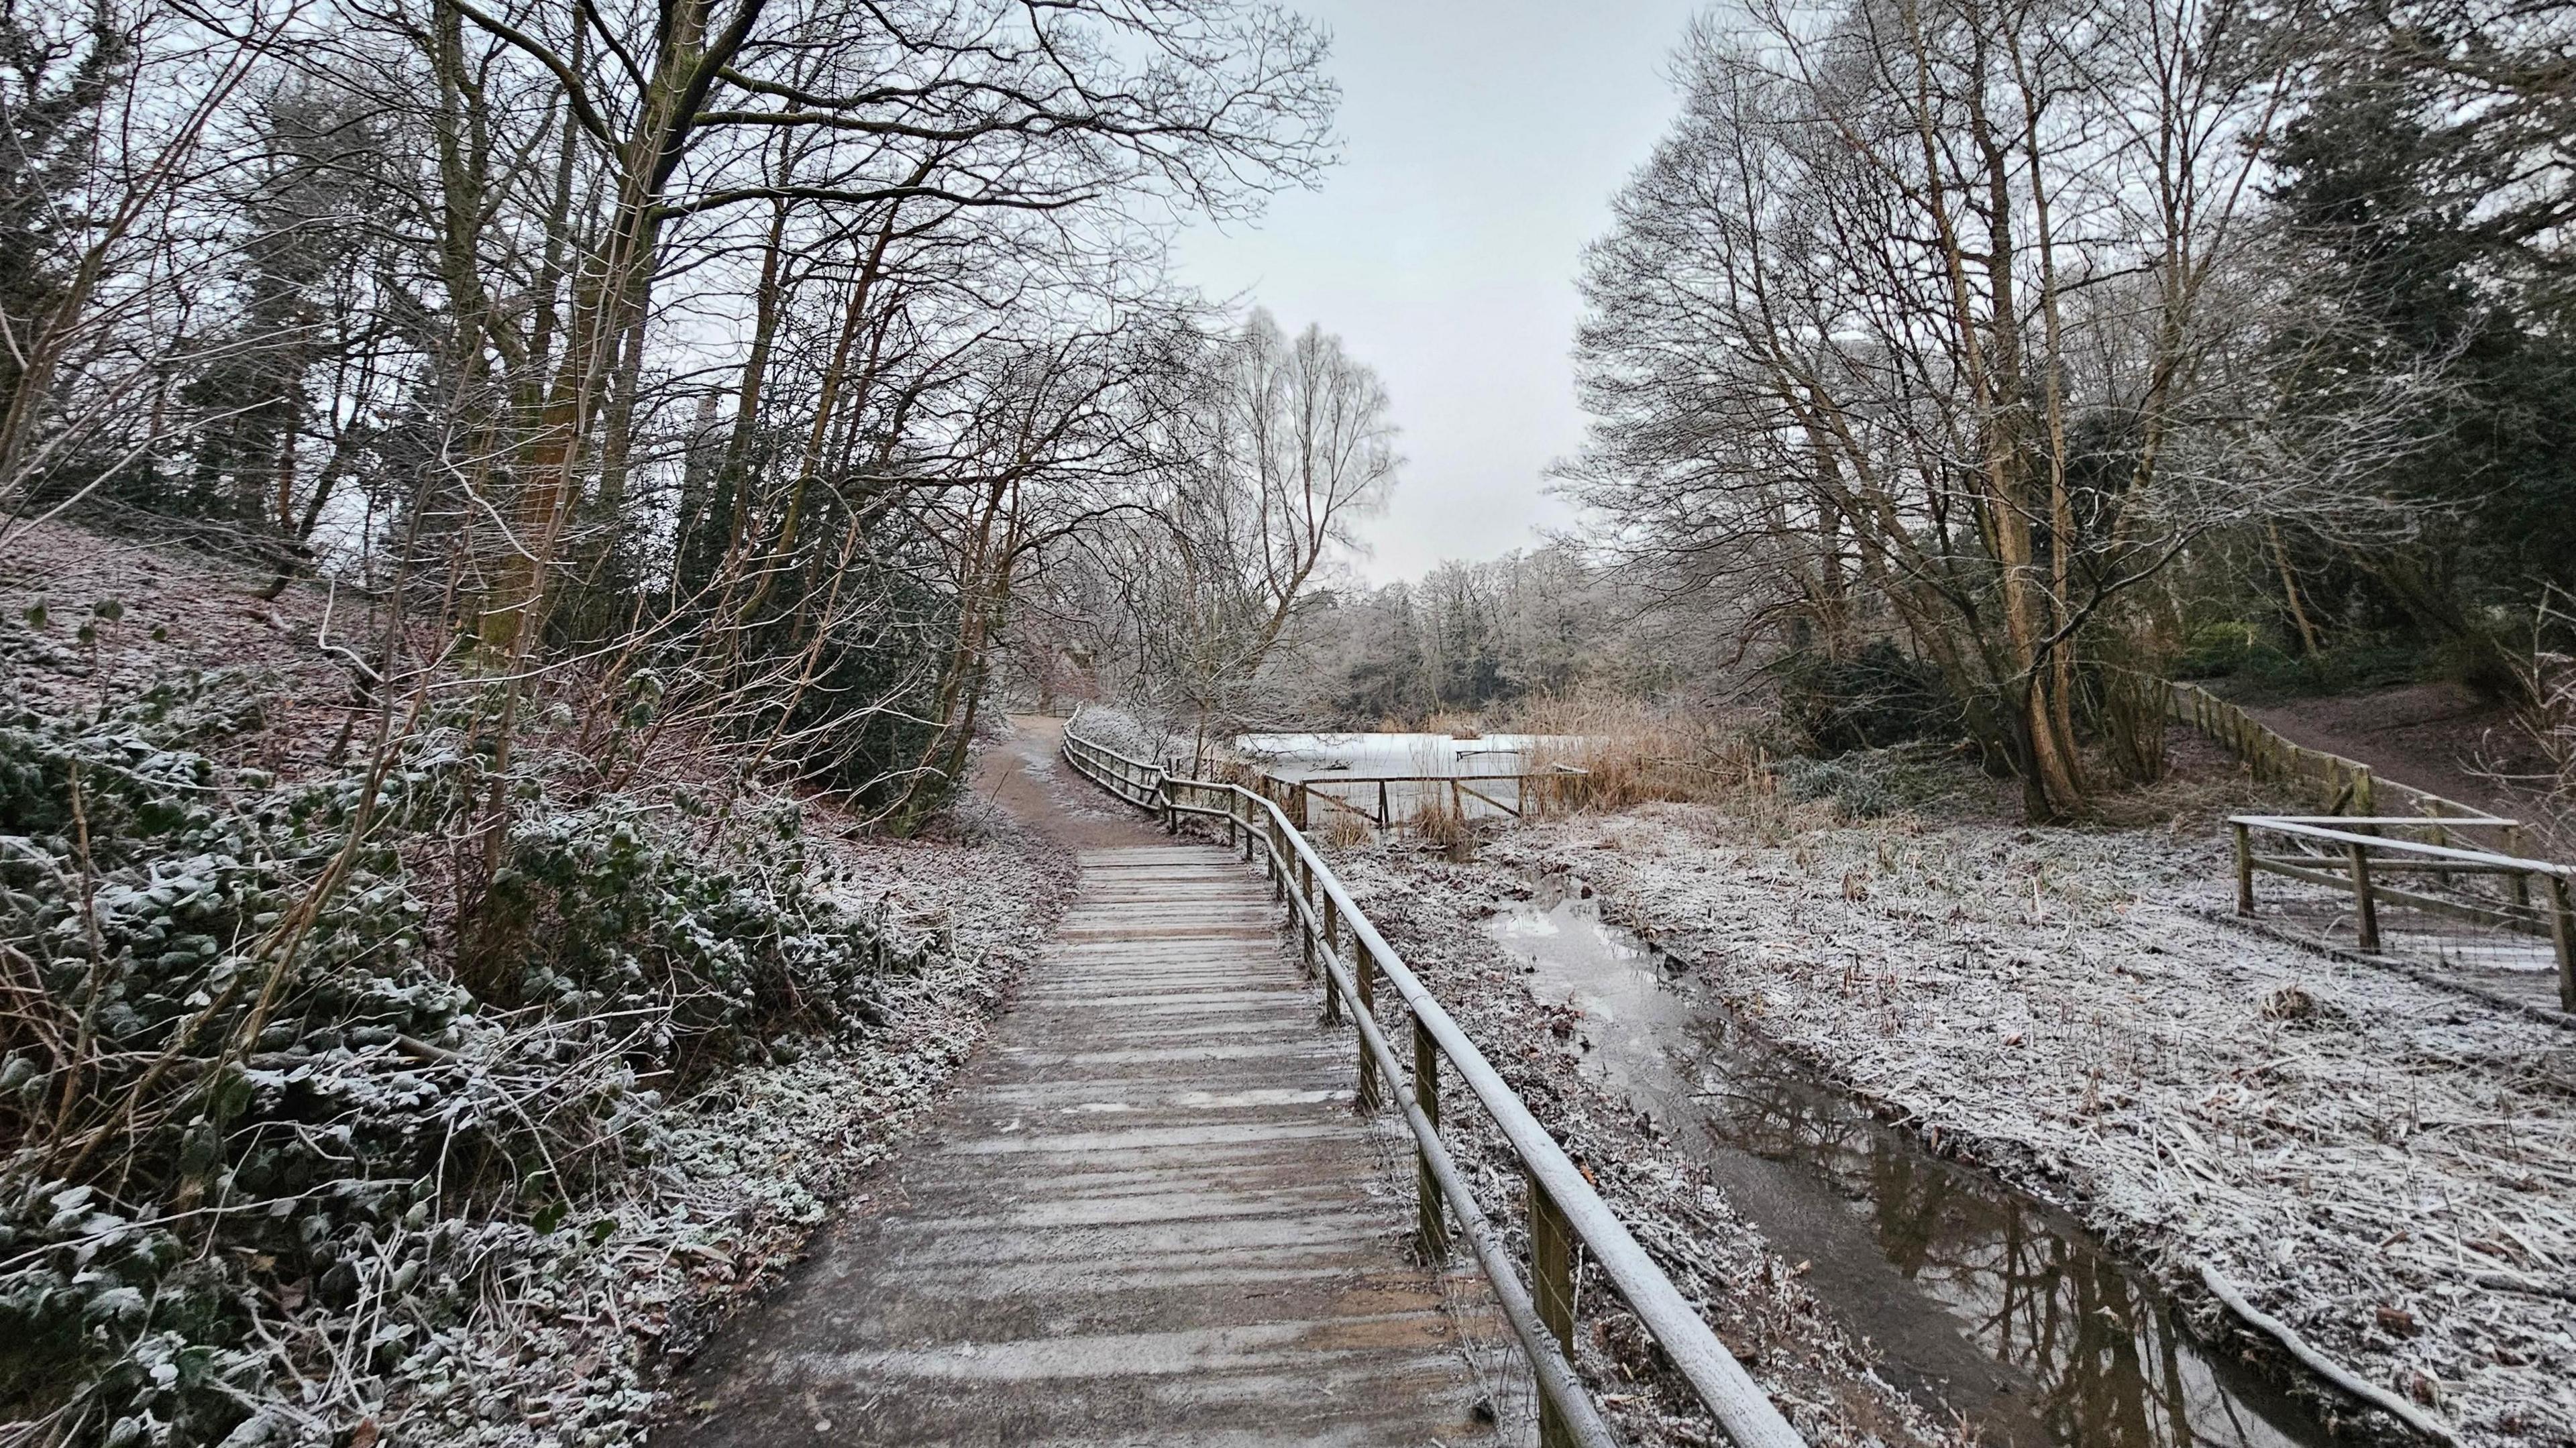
xmin=2167 ymin=680 xmax=2500 ymax=831
xmin=2230 ymin=814 xmax=2576 ymax=1011
xmin=1259 ymin=767 xmax=1588 ymax=831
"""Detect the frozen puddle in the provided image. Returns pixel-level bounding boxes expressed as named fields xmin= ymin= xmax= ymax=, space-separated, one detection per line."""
xmin=1485 ymin=879 xmax=2331 ymax=1448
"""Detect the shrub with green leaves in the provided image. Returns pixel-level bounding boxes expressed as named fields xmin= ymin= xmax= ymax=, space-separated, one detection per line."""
xmin=474 ymin=795 xmax=889 ymax=1078
xmin=0 ymin=659 xmax=924 ymax=1446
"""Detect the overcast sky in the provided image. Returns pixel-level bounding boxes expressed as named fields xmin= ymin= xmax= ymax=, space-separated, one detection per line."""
xmin=1171 ymin=0 xmax=1707 ymax=586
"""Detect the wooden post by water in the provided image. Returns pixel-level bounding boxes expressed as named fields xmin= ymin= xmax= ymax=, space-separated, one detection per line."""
xmin=1529 ymin=1172 xmax=1577 ymax=1448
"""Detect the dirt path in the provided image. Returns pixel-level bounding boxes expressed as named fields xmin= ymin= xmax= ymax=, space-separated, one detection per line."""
xmin=2239 ymin=681 xmax=2539 ymax=818
xmin=653 ymin=719 xmax=1495 ymax=1447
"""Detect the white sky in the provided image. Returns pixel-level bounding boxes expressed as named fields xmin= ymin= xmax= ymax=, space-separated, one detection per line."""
xmin=1171 ymin=0 xmax=1707 ymax=585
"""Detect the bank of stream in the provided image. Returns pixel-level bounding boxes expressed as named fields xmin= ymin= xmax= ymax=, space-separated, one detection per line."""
xmin=1485 ymin=871 xmax=2336 ymax=1448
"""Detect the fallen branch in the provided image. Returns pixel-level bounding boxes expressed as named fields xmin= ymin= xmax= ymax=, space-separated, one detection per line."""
xmin=2198 ymin=1260 xmax=2461 ymax=1445
xmin=316 ymin=579 xmax=383 ymax=699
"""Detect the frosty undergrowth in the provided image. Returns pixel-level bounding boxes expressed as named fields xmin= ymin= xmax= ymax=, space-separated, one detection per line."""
xmin=1450 ymin=801 xmax=2576 ymax=1446
xmin=0 ymin=651 xmax=1006 ymax=1448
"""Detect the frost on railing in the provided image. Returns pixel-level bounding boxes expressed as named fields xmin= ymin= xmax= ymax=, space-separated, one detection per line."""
xmin=2229 ymin=814 xmax=2576 ymax=1015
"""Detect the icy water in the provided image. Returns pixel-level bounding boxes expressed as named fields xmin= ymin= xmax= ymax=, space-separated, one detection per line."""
xmin=1235 ymin=731 xmax=1585 ymax=825
xmin=1484 ymin=881 xmax=2334 ymax=1448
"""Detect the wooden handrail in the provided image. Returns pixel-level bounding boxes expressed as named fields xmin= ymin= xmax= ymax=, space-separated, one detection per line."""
xmin=2229 ymin=814 xmax=2576 ymax=1011
xmin=2231 ymin=816 xmax=2569 ymax=875
xmin=1060 ymin=722 xmax=1804 ymax=1448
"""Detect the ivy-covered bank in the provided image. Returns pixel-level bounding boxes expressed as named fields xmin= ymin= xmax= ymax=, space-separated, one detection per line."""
xmin=0 ymin=611 xmax=1073 ymax=1448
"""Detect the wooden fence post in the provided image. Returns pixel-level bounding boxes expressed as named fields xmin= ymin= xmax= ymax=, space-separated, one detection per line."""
xmin=1529 ymin=1172 xmax=1577 ymax=1448
xmin=1415 ymin=1015 xmax=1447 ymax=1254
xmin=1321 ymin=892 xmax=1343 ymax=1025
xmin=1354 ymin=948 xmax=1379 ymax=1109
xmin=2545 ymin=874 xmax=2575 ymax=1015
xmin=2348 ymin=840 xmax=2381 ymax=951
xmin=1297 ymin=854 xmax=1316 ymax=976
xmin=2233 ymin=821 xmax=2255 ymax=916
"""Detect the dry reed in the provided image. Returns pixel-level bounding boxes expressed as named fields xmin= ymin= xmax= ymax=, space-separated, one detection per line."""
xmin=1511 ymin=694 xmax=1767 ymax=814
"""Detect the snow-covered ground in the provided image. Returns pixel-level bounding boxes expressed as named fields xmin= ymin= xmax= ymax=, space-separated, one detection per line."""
xmin=1 ymin=520 xmax=1081 ymax=1447
xmin=1309 ymin=857 xmax=1972 ymax=1448
xmin=392 ymin=816 xmax=1077 ymax=1447
xmin=1341 ymin=799 xmax=2574 ymax=1446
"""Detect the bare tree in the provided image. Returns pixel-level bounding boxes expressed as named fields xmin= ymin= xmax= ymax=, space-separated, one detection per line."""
xmin=1097 ymin=308 xmax=1399 ymax=752
xmin=1566 ymin=0 xmax=2428 ymax=818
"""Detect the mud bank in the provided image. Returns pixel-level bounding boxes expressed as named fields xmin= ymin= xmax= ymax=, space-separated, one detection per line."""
xmin=1319 ymin=849 xmax=1972 ymax=1448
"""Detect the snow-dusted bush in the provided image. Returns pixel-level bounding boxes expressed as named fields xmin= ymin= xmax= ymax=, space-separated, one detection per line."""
xmin=1066 ymin=703 xmax=1180 ymax=763
xmin=1775 ymin=744 xmax=1973 ymax=820
xmin=472 ymin=795 xmax=892 ymax=1080
xmin=0 ymin=665 xmax=934 ymax=1447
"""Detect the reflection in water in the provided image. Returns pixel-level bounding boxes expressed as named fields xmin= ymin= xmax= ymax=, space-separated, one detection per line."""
xmin=1485 ymin=887 xmax=2328 ymax=1448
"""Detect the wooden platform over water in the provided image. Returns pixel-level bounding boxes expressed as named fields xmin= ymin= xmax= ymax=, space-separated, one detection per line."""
xmin=659 ymin=839 xmax=1495 ymax=1446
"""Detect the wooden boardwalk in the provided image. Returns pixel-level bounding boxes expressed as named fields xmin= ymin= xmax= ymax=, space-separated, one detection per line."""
xmin=659 ymin=830 xmax=1495 ymax=1446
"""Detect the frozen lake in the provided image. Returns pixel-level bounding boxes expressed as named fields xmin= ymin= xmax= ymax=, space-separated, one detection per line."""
xmin=1234 ymin=731 xmax=1591 ymax=826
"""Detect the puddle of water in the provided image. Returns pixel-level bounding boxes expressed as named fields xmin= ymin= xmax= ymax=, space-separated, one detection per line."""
xmin=1485 ymin=881 xmax=2334 ymax=1448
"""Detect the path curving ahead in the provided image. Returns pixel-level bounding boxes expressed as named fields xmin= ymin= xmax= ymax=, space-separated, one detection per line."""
xmin=655 ymin=718 xmax=1494 ymax=1447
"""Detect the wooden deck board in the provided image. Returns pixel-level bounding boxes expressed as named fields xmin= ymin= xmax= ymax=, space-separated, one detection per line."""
xmin=657 ymin=834 xmax=1495 ymax=1447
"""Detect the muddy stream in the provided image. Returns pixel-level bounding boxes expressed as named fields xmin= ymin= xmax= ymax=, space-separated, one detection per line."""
xmin=1485 ymin=875 xmax=2337 ymax=1448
